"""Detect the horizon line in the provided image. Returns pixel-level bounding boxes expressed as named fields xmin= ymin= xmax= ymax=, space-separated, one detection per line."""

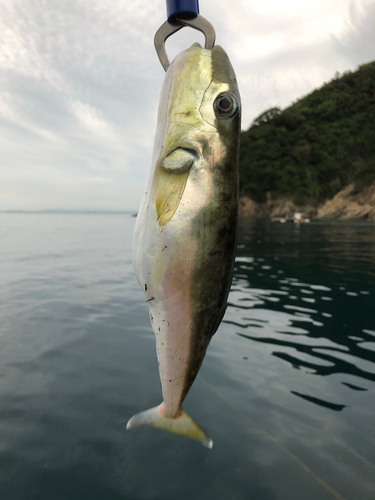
xmin=0 ymin=209 xmax=137 ymax=214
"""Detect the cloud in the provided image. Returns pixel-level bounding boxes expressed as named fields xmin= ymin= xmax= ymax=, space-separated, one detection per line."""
xmin=85 ymin=177 xmax=114 ymax=184
xmin=0 ymin=0 xmax=373 ymax=210
xmin=333 ymin=0 xmax=375 ymax=65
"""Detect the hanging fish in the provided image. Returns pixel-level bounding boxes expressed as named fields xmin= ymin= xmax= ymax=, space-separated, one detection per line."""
xmin=127 ymin=35 xmax=241 ymax=447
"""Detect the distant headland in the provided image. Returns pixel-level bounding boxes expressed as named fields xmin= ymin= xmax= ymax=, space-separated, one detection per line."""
xmin=239 ymin=60 xmax=375 ymax=221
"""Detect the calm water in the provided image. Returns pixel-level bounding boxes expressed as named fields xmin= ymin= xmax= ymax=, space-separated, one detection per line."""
xmin=1 ymin=213 xmax=375 ymax=500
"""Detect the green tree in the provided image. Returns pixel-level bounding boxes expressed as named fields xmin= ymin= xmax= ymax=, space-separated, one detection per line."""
xmin=239 ymin=61 xmax=375 ymax=203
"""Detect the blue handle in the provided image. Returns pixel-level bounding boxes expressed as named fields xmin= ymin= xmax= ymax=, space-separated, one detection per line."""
xmin=166 ymin=0 xmax=199 ymax=22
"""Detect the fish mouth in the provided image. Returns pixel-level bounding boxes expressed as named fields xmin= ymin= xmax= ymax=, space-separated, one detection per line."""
xmin=160 ymin=147 xmax=199 ymax=174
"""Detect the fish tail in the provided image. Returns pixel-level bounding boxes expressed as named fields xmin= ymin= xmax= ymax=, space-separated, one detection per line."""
xmin=126 ymin=403 xmax=213 ymax=448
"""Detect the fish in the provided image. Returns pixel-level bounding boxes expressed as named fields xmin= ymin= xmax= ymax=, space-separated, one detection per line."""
xmin=127 ymin=42 xmax=241 ymax=448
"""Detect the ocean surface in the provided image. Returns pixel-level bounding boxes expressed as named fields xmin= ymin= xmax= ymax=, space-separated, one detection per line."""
xmin=1 ymin=213 xmax=375 ymax=500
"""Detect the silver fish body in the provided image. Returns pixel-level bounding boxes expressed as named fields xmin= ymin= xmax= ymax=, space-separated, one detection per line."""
xmin=127 ymin=43 xmax=241 ymax=447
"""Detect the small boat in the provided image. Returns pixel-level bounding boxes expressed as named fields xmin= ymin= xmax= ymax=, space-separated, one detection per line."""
xmin=272 ymin=213 xmax=310 ymax=223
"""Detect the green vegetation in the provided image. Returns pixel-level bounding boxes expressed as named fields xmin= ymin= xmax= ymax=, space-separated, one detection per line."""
xmin=239 ymin=61 xmax=375 ymax=204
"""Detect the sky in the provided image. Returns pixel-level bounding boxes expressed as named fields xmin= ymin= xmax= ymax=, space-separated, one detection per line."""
xmin=1 ymin=0 xmax=374 ymax=212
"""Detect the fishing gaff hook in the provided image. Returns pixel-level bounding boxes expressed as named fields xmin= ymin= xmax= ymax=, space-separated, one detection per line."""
xmin=154 ymin=0 xmax=216 ymax=72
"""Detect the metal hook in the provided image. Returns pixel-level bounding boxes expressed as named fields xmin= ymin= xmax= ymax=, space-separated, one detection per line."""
xmin=154 ymin=14 xmax=216 ymax=72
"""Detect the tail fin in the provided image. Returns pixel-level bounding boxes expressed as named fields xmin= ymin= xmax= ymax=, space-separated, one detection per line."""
xmin=126 ymin=404 xmax=213 ymax=448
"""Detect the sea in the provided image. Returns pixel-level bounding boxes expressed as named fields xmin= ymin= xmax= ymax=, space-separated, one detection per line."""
xmin=0 ymin=212 xmax=374 ymax=500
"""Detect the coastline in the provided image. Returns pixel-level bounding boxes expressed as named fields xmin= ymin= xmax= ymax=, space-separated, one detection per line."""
xmin=239 ymin=181 xmax=375 ymax=221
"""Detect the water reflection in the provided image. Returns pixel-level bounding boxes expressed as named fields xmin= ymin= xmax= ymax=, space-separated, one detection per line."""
xmin=227 ymin=219 xmax=375 ymax=409
xmin=1 ymin=214 xmax=374 ymax=500
xmin=290 ymin=391 xmax=347 ymax=411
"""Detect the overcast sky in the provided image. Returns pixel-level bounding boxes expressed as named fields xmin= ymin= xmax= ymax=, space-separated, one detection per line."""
xmin=1 ymin=0 xmax=374 ymax=211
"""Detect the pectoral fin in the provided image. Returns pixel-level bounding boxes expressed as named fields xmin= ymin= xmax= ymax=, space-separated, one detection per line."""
xmin=155 ymin=148 xmax=195 ymax=226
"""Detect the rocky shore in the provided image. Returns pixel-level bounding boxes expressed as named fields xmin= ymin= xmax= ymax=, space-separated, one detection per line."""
xmin=239 ymin=182 xmax=375 ymax=221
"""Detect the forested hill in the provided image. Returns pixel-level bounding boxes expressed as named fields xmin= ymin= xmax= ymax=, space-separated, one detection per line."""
xmin=239 ymin=61 xmax=375 ymax=205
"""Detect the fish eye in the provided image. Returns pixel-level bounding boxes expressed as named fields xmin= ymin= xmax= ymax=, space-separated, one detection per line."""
xmin=214 ymin=93 xmax=238 ymax=119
